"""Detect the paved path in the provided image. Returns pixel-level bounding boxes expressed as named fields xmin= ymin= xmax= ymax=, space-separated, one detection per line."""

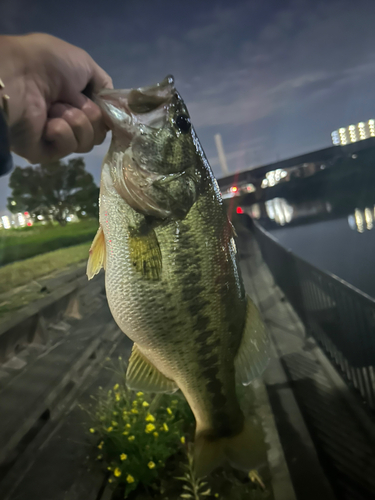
xmin=239 ymin=223 xmax=375 ymax=500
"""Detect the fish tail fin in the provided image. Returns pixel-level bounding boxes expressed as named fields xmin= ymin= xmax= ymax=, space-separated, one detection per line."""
xmin=194 ymin=418 xmax=265 ymax=478
xmin=193 ymin=431 xmax=226 ymax=478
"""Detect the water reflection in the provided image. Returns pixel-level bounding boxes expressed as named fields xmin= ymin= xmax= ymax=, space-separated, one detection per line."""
xmin=265 ymin=198 xmax=293 ymax=226
xmin=348 ymin=207 xmax=375 ymax=232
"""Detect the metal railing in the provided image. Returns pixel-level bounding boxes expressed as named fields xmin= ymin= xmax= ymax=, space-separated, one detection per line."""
xmin=252 ymin=219 xmax=375 ymax=411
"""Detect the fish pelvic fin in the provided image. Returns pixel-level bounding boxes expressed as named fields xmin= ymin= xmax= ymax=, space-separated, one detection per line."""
xmin=126 ymin=343 xmax=178 ymax=394
xmin=128 ymin=227 xmax=162 ymax=280
xmin=234 ymin=296 xmax=270 ymax=386
xmin=194 ymin=418 xmax=266 ymax=477
xmin=87 ymin=225 xmax=106 ymax=280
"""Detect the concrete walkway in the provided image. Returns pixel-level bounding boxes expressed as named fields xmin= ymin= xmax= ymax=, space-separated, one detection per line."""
xmin=238 ymin=223 xmax=375 ymax=500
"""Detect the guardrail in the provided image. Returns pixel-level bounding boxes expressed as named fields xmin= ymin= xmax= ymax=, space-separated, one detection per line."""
xmin=251 ymin=219 xmax=375 ymax=411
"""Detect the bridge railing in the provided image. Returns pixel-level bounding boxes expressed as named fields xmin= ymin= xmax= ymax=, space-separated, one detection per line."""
xmin=252 ymin=219 xmax=375 ymax=411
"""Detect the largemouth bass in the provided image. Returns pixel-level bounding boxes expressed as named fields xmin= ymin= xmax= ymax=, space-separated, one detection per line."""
xmin=87 ymin=76 xmax=269 ymax=476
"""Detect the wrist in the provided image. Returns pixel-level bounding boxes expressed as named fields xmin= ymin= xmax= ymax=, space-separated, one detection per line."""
xmin=0 ymin=35 xmax=27 ymax=128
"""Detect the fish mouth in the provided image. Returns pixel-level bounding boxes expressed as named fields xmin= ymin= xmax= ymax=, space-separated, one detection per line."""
xmin=95 ymin=75 xmax=175 ymax=132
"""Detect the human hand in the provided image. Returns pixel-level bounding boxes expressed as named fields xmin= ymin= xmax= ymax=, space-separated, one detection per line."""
xmin=0 ymin=33 xmax=113 ymax=163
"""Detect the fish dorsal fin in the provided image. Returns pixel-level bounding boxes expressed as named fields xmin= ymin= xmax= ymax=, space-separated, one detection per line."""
xmin=235 ymin=297 xmax=270 ymax=386
xmin=128 ymin=228 xmax=162 ymax=280
xmin=87 ymin=226 xmax=106 ymax=280
xmin=126 ymin=343 xmax=178 ymax=394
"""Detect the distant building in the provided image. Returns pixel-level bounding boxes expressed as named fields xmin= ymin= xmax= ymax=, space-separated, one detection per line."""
xmin=0 ymin=210 xmax=33 ymax=229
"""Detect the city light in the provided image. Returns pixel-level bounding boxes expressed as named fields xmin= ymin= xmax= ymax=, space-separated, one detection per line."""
xmin=332 ymin=119 xmax=375 ymax=145
xmin=0 ymin=211 xmax=33 ymax=229
xmin=236 ymin=206 xmax=244 ymax=214
xmin=1 ymin=215 xmax=10 ymax=229
xmin=261 ymin=169 xmax=288 ymax=189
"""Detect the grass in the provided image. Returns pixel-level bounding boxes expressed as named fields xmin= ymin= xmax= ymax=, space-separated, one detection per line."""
xmin=0 ymin=219 xmax=97 ymax=266
xmin=0 ymin=242 xmax=90 ymax=296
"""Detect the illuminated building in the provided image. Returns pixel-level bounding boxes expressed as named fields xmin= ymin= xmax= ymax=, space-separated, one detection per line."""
xmin=0 ymin=211 xmax=33 ymax=229
xmin=331 ymin=120 xmax=375 ymax=146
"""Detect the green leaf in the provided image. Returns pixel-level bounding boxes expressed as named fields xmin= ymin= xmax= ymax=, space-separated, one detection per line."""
xmin=182 ymin=484 xmax=194 ymax=492
xmin=200 ymin=489 xmax=212 ymax=496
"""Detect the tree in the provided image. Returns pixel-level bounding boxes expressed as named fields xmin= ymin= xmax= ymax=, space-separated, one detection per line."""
xmin=7 ymin=158 xmax=99 ymax=225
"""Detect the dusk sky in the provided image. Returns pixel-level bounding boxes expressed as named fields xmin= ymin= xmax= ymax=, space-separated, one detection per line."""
xmin=1 ymin=0 xmax=375 ymax=210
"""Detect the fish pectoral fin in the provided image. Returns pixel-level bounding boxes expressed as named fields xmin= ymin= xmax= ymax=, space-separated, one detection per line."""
xmin=126 ymin=344 xmax=178 ymax=394
xmin=128 ymin=228 xmax=162 ymax=280
xmin=234 ymin=296 xmax=270 ymax=386
xmin=87 ymin=225 xmax=106 ymax=280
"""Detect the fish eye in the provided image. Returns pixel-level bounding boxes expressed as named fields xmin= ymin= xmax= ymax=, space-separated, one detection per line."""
xmin=175 ymin=114 xmax=191 ymax=133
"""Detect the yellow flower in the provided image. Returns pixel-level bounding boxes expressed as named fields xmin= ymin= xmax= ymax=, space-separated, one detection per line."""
xmin=115 ymin=393 xmax=121 ymax=402
xmin=215 ymin=494 xmax=219 ymax=498
xmin=145 ymin=423 xmax=156 ymax=433
xmin=126 ymin=423 xmax=131 ymax=428
xmin=145 ymin=414 xmax=155 ymax=422
xmin=128 ymin=435 xmax=135 ymax=441
xmin=114 ymin=467 xmax=122 ymax=477
xmin=132 ymin=400 xmax=137 ymax=406
xmin=108 ymin=478 xmax=113 ymax=483
xmin=148 ymin=461 xmax=156 ymax=469
xmin=126 ymin=474 xmax=135 ymax=484
xmin=122 ymin=431 xmax=129 ymax=435
xmin=97 ymin=454 xmax=103 ymax=460
xmin=111 ymin=421 xmax=118 ymax=427
xmin=166 ymin=407 xmax=172 ymax=415
xmin=131 ymin=408 xmax=138 ymax=414
xmin=136 ymin=391 xmax=144 ymax=397
xmin=120 ymin=453 xmax=127 ymax=461
xmin=113 ymin=411 xmax=118 ymax=416
xmin=107 ymin=466 xmax=112 ymax=471
xmin=107 ymin=426 xmax=113 ymax=432
xmin=153 ymin=432 xmax=159 ymax=438
xmin=180 ymin=436 xmax=185 ymax=444
xmin=89 ymin=428 xmax=95 ymax=434
xmin=113 ymin=384 xmax=119 ymax=391
xmin=98 ymin=441 xmax=104 ymax=450
xmin=142 ymin=401 xmax=149 ymax=407
xmin=163 ymin=423 xmax=169 ymax=432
